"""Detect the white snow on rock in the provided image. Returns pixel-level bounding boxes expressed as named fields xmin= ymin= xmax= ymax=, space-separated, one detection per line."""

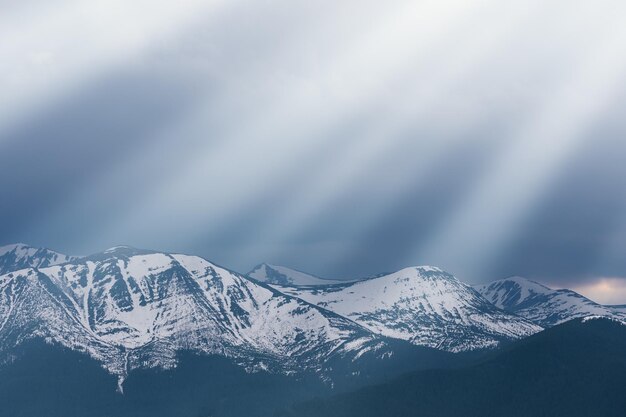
xmin=275 ymin=266 xmax=541 ymax=352
xmin=0 ymin=246 xmax=383 ymax=382
xmin=0 ymin=243 xmax=76 ymax=275
xmin=476 ymin=276 xmax=626 ymax=327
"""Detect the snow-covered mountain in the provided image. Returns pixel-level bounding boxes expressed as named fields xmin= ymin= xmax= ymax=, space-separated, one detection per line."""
xmin=274 ymin=266 xmax=542 ymax=352
xmin=247 ymin=263 xmax=354 ymax=286
xmin=0 ymin=246 xmax=390 ymax=384
xmin=0 ymin=243 xmax=75 ymax=275
xmin=476 ymin=276 xmax=626 ymax=327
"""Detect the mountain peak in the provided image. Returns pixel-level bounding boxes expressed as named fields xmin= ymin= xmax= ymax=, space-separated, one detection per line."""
xmin=495 ymin=275 xmax=551 ymax=288
xmin=104 ymin=245 xmax=137 ymax=252
xmin=478 ymin=276 xmax=554 ymax=305
xmin=100 ymin=245 xmax=149 ymax=256
xmin=414 ymin=265 xmax=444 ymax=273
xmin=83 ymin=245 xmax=160 ymax=261
xmin=0 ymin=248 xmax=391 ymax=381
xmin=0 ymin=243 xmax=50 ymax=256
xmin=476 ymin=276 xmax=626 ymax=327
xmin=247 ymin=263 xmax=350 ymax=286
xmin=276 ymin=266 xmax=541 ymax=352
xmin=0 ymin=243 xmax=75 ymax=275
xmin=248 ymin=264 xmax=450 ymax=288
xmin=0 ymin=243 xmax=28 ymax=254
xmin=396 ymin=265 xmax=448 ymax=278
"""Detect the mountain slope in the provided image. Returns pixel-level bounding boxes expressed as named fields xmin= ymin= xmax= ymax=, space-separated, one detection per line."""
xmin=247 ymin=263 xmax=352 ymax=286
xmin=0 ymin=336 xmax=470 ymax=417
xmin=0 ymin=243 xmax=75 ymax=275
xmin=476 ymin=276 xmax=626 ymax=327
xmin=0 ymin=246 xmax=474 ymax=417
xmin=282 ymin=318 xmax=626 ymax=417
xmin=0 ymin=246 xmax=392 ymax=382
xmin=275 ymin=266 xmax=541 ymax=352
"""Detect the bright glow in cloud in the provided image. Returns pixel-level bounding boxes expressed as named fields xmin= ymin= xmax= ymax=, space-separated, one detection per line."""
xmin=572 ymin=278 xmax=626 ymax=305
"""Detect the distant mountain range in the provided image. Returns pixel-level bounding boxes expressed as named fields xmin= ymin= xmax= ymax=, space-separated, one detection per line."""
xmin=267 ymin=266 xmax=540 ymax=352
xmin=476 ymin=276 xmax=626 ymax=327
xmin=0 ymin=244 xmax=399 ymax=387
xmin=250 ymin=262 xmax=626 ymax=328
xmin=1 ymin=243 xmax=625 ymax=417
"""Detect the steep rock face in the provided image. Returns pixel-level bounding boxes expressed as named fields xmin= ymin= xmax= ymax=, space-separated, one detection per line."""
xmin=476 ymin=276 xmax=626 ymax=327
xmin=275 ymin=267 xmax=541 ymax=352
xmin=0 ymin=243 xmax=75 ymax=275
xmin=0 ymin=268 xmax=123 ymax=370
xmin=0 ymin=246 xmax=385 ymax=380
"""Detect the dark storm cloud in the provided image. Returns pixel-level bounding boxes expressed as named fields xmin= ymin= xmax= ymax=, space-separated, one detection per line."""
xmin=491 ymin=134 xmax=626 ymax=285
xmin=295 ymin=134 xmax=504 ymax=279
xmin=0 ymin=69 xmax=205 ymax=243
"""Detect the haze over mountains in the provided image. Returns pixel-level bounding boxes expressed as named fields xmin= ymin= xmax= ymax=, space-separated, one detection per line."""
xmin=1 ymin=243 xmax=625 ymax=417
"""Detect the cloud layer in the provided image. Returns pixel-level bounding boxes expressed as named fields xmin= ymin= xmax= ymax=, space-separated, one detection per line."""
xmin=1 ymin=0 xmax=626 ymax=301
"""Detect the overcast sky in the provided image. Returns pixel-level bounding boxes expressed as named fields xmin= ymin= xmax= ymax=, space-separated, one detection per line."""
xmin=2 ymin=0 xmax=626 ymax=303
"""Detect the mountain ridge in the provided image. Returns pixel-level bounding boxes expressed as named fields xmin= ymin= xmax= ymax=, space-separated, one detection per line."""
xmin=0 ymin=246 xmax=395 ymax=386
xmin=476 ymin=276 xmax=626 ymax=327
xmin=4 ymin=243 xmax=623 ymax=389
xmin=273 ymin=266 xmax=542 ymax=352
xmin=0 ymin=243 xmax=76 ymax=275
xmin=247 ymin=263 xmax=355 ymax=286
